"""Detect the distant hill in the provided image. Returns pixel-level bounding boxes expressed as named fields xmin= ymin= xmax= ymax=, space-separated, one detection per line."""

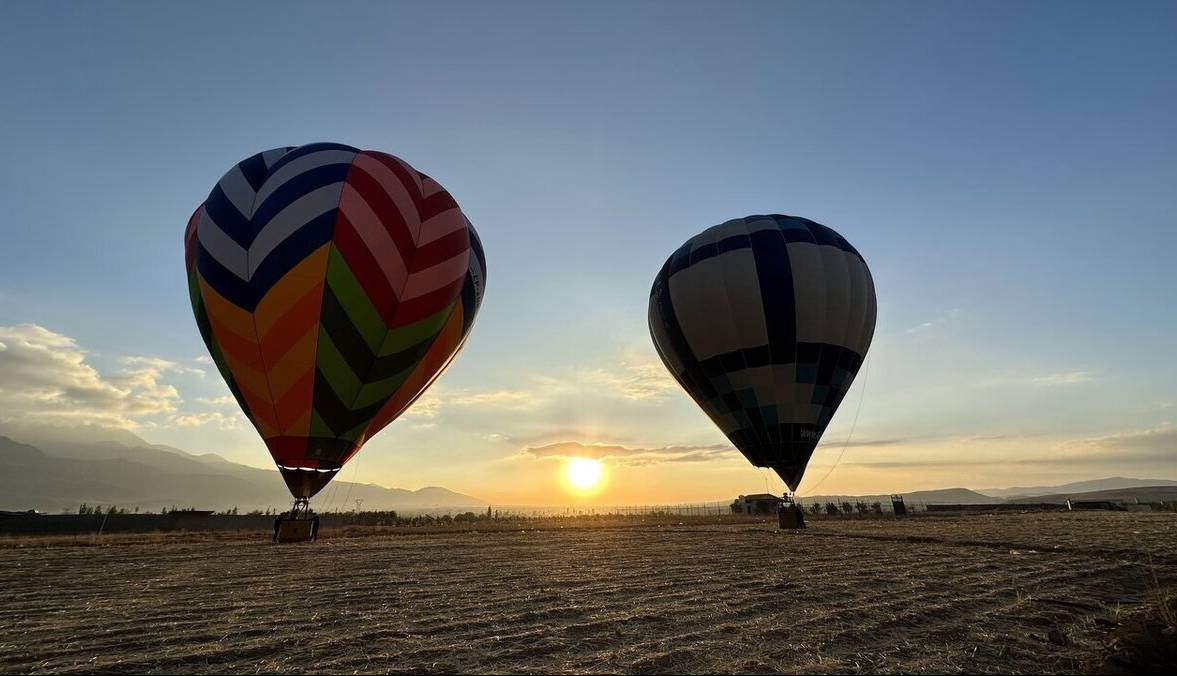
xmin=979 ymin=477 xmax=1177 ymax=499
xmin=0 ymin=429 xmax=484 ymax=513
xmin=1005 ymin=485 xmax=1177 ymax=505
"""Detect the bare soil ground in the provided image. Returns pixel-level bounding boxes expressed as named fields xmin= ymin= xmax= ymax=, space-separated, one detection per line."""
xmin=1 ymin=512 xmax=1174 ymax=674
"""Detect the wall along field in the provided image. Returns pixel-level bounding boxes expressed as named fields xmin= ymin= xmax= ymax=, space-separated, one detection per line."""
xmin=2 ymin=511 xmax=1175 ymax=674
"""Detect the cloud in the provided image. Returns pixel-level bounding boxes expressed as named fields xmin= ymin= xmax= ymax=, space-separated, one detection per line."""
xmin=828 ymin=437 xmax=909 ymax=449
xmin=521 ymin=441 xmax=734 ymax=466
xmin=406 ymin=354 xmax=678 ymax=424
xmin=1058 ymin=424 xmax=1177 ymax=462
xmin=449 ymin=389 xmax=542 ymax=407
xmin=1031 ymin=371 xmax=1092 ymax=386
xmin=839 ymin=425 xmax=1177 ymax=471
xmin=565 ymin=356 xmax=680 ymax=401
xmin=172 ymin=411 xmax=242 ymax=430
xmin=975 ymin=369 xmax=1094 ymax=388
xmin=0 ymin=323 xmax=238 ymax=432
xmin=400 ymin=392 xmax=443 ymax=419
xmin=0 ymin=324 xmax=182 ymax=428
xmin=903 ymin=308 xmax=963 ymax=336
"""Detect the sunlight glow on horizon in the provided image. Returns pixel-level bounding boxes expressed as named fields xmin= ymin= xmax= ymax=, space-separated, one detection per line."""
xmin=564 ymin=458 xmax=605 ymax=495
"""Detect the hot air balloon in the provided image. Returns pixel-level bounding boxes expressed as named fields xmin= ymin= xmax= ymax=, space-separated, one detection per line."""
xmin=184 ymin=143 xmax=485 ymax=511
xmin=648 ymin=215 xmax=875 ymax=494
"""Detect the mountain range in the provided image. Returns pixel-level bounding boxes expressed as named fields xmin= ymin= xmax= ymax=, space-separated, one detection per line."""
xmin=978 ymin=477 xmax=1177 ymax=498
xmin=0 ymin=424 xmax=484 ymax=513
xmin=1 ymin=423 xmax=1173 ymax=513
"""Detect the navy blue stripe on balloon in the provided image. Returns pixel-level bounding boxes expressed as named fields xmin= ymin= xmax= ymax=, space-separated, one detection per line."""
xmin=671 ymin=216 xmax=864 ymax=271
xmin=266 ymin=142 xmax=360 ymax=175
xmin=649 ymin=261 xmax=716 ymax=403
xmin=247 ymin=209 xmax=337 ymax=302
xmin=203 ymin=183 xmax=255 ymax=250
xmin=469 ymin=225 xmax=486 ymax=274
xmin=194 ymin=241 xmax=254 ymax=309
xmin=195 ymin=209 xmax=337 ymax=311
xmin=459 ymin=272 xmax=477 ymax=333
xmin=750 ymin=225 xmax=798 ymax=372
xmin=237 ymin=151 xmax=272 ymax=192
xmin=249 ymin=163 xmax=353 ymax=241
xmin=667 ymin=242 xmax=692 ymax=275
xmin=686 ymin=342 xmax=863 ymax=389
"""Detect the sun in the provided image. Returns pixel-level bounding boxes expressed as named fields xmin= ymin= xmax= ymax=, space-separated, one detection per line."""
xmin=564 ymin=458 xmax=604 ymax=493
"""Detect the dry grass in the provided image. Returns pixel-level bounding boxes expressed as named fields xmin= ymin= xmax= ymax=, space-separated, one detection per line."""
xmin=1 ymin=512 xmax=1174 ymax=674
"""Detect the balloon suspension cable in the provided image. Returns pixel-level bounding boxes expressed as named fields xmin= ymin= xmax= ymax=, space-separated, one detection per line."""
xmin=290 ymin=497 xmax=310 ymax=519
xmin=340 ymin=451 xmax=362 ymax=514
xmin=321 ymin=467 xmax=345 ymax=514
xmin=803 ymin=354 xmax=871 ymax=495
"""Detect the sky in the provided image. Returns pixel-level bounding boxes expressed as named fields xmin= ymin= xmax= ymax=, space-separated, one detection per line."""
xmin=1 ymin=1 xmax=1175 ymax=505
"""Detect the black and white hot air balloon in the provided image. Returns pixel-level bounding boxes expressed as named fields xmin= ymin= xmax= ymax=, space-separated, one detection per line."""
xmin=648 ymin=215 xmax=876 ymax=491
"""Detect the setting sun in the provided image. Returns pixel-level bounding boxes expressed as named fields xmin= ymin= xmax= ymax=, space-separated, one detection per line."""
xmin=564 ymin=458 xmax=604 ymax=493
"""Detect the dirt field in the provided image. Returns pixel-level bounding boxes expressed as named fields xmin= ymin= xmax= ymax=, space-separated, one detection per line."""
xmin=2 ymin=512 xmax=1175 ymax=674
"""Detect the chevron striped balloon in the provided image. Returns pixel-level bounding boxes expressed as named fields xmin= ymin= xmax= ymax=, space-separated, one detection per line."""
xmin=184 ymin=143 xmax=485 ymax=498
xmin=649 ymin=215 xmax=876 ymax=492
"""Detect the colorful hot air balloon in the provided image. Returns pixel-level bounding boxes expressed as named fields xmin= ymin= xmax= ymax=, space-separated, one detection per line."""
xmin=648 ymin=215 xmax=875 ymax=492
xmin=184 ymin=143 xmax=485 ymax=499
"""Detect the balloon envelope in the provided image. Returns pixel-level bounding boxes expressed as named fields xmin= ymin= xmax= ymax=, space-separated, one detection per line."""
xmin=185 ymin=143 xmax=484 ymax=498
xmin=648 ymin=215 xmax=875 ymax=491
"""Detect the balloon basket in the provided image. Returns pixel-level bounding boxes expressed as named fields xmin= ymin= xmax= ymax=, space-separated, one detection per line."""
xmin=778 ymin=495 xmax=806 ymax=530
xmin=272 ymin=498 xmax=320 ymax=543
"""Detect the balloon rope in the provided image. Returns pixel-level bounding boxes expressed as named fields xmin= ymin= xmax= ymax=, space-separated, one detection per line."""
xmin=321 ymin=465 xmax=345 ymax=514
xmin=803 ymin=354 xmax=871 ymax=495
xmin=339 ymin=451 xmax=362 ymax=515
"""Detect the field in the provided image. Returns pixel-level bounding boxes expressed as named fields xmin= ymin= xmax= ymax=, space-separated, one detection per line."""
xmin=2 ymin=512 xmax=1175 ymax=674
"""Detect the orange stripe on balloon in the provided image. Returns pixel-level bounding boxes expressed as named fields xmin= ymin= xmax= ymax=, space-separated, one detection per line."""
xmin=266 ymin=326 xmax=318 ymax=402
xmin=258 ymin=282 xmax=323 ymax=372
xmin=204 ymin=315 xmax=267 ymax=373
xmin=253 ymin=244 xmax=330 ymax=338
xmin=273 ymin=367 xmax=315 ymax=437
xmin=197 ymin=275 xmax=258 ymax=341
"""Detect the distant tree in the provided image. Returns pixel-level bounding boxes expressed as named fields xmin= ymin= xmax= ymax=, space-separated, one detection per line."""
xmin=486 ymin=506 xmax=492 ymax=519
xmin=840 ymin=501 xmax=854 ymax=515
xmin=870 ymin=502 xmax=883 ymax=514
xmin=825 ymin=502 xmax=840 ymax=515
xmin=855 ymin=502 xmax=870 ymax=515
xmin=809 ymin=502 xmax=822 ymax=515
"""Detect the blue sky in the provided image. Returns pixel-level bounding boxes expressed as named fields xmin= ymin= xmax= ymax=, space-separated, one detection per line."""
xmin=1 ymin=1 xmax=1175 ymax=503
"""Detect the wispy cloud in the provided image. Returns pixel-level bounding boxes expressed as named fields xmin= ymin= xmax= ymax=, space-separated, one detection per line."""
xmin=840 ymin=424 xmax=1177 ymax=470
xmin=407 ymin=354 xmax=678 ymax=422
xmin=903 ymin=308 xmax=963 ymax=336
xmin=975 ymin=369 xmax=1094 ymax=388
xmin=566 ymin=355 xmax=680 ymax=401
xmin=172 ymin=411 xmax=241 ymax=430
xmin=521 ymin=440 xmax=734 ymax=466
xmin=1031 ymin=371 xmax=1092 ymax=386
xmin=826 ymin=437 xmax=910 ymax=449
xmin=1058 ymin=423 xmax=1176 ymax=461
